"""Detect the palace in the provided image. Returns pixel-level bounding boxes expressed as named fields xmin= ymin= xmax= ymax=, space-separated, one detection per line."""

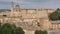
xmin=0 ymin=1 xmax=60 ymax=34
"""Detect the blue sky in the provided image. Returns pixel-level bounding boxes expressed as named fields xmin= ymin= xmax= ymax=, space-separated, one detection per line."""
xmin=0 ymin=0 xmax=60 ymax=9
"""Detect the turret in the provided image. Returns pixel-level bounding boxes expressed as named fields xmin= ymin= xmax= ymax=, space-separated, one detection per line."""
xmin=10 ymin=1 xmax=14 ymax=12
xmin=15 ymin=4 xmax=21 ymax=12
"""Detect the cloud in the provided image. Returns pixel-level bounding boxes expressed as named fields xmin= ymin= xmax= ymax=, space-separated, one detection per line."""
xmin=0 ymin=0 xmax=60 ymax=9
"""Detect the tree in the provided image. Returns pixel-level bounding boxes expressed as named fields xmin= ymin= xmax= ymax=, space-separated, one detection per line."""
xmin=49 ymin=8 xmax=60 ymax=21
xmin=35 ymin=30 xmax=48 ymax=34
xmin=0 ymin=23 xmax=2 ymax=34
xmin=43 ymin=31 xmax=48 ymax=34
xmin=1 ymin=23 xmax=14 ymax=34
xmin=49 ymin=11 xmax=59 ymax=21
xmin=0 ymin=23 xmax=25 ymax=34
xmin=15 ymin=27 xmax=25 ymax=34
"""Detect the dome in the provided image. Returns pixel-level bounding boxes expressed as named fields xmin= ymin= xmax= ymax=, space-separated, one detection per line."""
xmin=15 ymin=4 xmax=20 ymax=7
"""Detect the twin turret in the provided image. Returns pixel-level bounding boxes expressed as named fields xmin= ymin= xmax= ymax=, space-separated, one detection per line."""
xmin=10 ymin=1 xmax=21 ymax=12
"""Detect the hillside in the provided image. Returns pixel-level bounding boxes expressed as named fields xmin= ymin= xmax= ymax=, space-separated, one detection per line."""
xmin=0 ymin=9 xmax=10 ymax=12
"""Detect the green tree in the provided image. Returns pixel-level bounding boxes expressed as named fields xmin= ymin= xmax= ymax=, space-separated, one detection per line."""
xmin=1 ymin=23 xmax=13 ymax=34
xmin=49 ymin=8 xmax=60 ymax=21
xmin=15 ymin=27 xmax=25 ymax=34
xmin=0 ymin=23 xmax=25 ymax=34
xmin=35 ymin=30 xmax=47 ymax=34
xmin=0 ymin=23 xmax=2 ymax=34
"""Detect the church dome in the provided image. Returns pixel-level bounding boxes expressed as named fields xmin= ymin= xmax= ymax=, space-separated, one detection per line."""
xmin=15 ymin=4 xmax=20 ymax=7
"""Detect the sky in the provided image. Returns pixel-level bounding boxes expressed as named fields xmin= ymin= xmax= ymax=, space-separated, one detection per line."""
xmin=0 ymin=0 xmax=60 ymax=9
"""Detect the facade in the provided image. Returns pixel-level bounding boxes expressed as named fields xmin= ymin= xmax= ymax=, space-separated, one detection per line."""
xmin=0 ymin=1 xmax=60 ymax=34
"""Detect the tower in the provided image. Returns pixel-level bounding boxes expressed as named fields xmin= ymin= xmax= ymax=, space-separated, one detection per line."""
xmin=10 ymin=1 xmax=14 ymax=12
xmin=15 ymin=4 xmax=21 ymax=12
xmin=10 ymin=0 xmax=15 ymax=17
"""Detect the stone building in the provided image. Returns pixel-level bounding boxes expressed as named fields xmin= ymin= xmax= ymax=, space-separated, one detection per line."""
xmin=0 ymin=1 xmax=60 ymax=34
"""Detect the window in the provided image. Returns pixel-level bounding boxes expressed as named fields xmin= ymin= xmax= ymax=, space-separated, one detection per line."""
xmin=37 ymin=22 xmax=40 ymax=26
xmin=3 ymin=15 xmax=7 ymax=17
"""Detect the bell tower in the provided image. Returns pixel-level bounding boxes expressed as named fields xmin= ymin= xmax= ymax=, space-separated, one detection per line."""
xmin=10 ymin=0 xmax=14 ymax=12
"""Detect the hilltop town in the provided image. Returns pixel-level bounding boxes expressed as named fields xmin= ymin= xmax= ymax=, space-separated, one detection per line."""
xmin=0 ymin=1 xmax=60 ymax=34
